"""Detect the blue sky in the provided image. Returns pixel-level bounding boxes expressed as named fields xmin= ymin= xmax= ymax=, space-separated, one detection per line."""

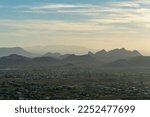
xmin=0 ymin=0 xmax=150 ymax=53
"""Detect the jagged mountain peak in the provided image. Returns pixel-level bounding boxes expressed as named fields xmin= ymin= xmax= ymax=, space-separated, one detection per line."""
xmin=95 ymin=49 xmax=107 ymax=54
xmin=88 ymin=51 xmax=94 ymax=55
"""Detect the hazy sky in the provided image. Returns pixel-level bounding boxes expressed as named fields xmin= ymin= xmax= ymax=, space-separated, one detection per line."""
xmin=0 ymin=0 xmax=150 ymax=52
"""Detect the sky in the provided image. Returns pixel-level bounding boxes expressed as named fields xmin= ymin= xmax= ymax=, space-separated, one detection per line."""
xmin=0 ymin=0 xmax=150 ymax=53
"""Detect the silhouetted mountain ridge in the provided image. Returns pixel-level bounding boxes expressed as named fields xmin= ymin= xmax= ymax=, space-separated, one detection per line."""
xmin=0 ymin=48 xmax=147 ymax=68
xmin=0 ymin=54 xmax=32 ymax=67
xmin=88 ymin=48 xmax=142 ymax=62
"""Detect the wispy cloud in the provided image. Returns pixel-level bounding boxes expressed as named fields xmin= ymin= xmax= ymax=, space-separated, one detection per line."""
xmin=20 ymin=1 xmax=150 ymax=23
xmin=0 ymin=19 xmax=114 ymax=32
xmin=1 ymin=0 xmax=150 ymax=31
xmin=31 ymin=4 xmax=93 ymax=10
xmin=1 ymin=0 xmax=150 ymax=35
xmin=111 ymin=1 xmax=140 ymax=8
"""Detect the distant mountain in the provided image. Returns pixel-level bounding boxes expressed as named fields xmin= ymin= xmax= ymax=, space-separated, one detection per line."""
xmin=94 ymin=49 xmax=107 ymax=57
xmin=0 ymin=54 xmax=32 ymax=67
xmin=43 ymin=52 xmax=61 ymax=58
xmin=63 ymin=54 xmax=97 ymax=65
xmin=0 ymin=47 xmax=36 ymax=57
xmin=88 ymin=48 xmax=142 ymax=62
xmin=33 ymin=57 xmax=59 ymax=63
xmin=42 ymin=52 xmax=74 ymax=60
xmin=0 ymin=54 xmax=60 ymax=68
xmin=106 ymin=56 xmax=150 ymax=67
xmin=25 ymin=45 xmax=94 ymax=55
xmin=1 ymin=54 xmax=30 ymax=61
xmin=107 ymin=48 xmax=141 ymax=57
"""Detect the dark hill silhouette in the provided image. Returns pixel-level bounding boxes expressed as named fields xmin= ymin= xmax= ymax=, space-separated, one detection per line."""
xmin=33 ymin=57 xmax=61 ymax=66
xmin=88 ymin=48 xmax=142 ymax=62
xmin=106 ymin=56 xmax=150 ymax=67
xmin=1 ymin=54 xmax=30 ymax=60
xmin=33 ymin=57 xmax=59 ymax=62
xmin=95 ymin=49 xmax=107 ymax=56
xmin=63 ymin=54 xmax=95 ymax=63
xmin=59 ymin=54 xmax=72 ymax=59
xmin=43 ymin=52 xmax=61 ymax=58
xmin=107 ymin=48 xmax=141 ymax=57
xmin=0 ymin=55 xmax=60 ymax=67
xmin=0 ymin=54 xmax=32 ymax=67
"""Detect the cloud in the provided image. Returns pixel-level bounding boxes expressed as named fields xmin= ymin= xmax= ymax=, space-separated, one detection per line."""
xmin=21 ymin=1 xmax=150 ymax=23
xmin=0 ymin=19 xmax=114 ymax=32
xmin=111 ymin=1 xmax=141 ymax=8
xmin=31 ymin=4 xmax=93 ymax=10
xmin=1 ymin=1 xmax=150 ymax=39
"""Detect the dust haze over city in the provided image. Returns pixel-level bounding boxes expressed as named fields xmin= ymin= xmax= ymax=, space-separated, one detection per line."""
xmin=0 ymin=0 xmax=150 ymax=100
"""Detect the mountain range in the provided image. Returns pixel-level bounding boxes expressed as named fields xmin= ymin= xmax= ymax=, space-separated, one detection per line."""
xmin=88 ymin=48 xmax=142 ymax=62
xmin=0 ymin=47 xmax=149 ymax=68
xmin=43 ymin=48 xmax=142 ymax=62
